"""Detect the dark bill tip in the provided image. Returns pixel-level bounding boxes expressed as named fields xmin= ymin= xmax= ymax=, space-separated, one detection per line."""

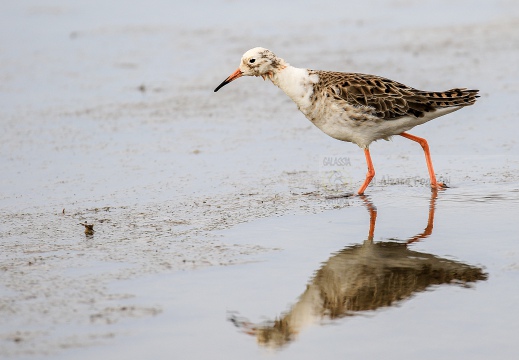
xmin=214 ymin=68 xmax=243 ymax=93
xmin=214 ymin=79 xmax=230 ymax=92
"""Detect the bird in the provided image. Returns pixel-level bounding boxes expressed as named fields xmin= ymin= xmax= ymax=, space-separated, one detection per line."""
xmin=214 ymin=47 xmax=479 ymax=195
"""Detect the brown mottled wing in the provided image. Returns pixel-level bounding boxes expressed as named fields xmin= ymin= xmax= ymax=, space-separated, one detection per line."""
xmin=319 ymin=71 xmax=479 ymax=120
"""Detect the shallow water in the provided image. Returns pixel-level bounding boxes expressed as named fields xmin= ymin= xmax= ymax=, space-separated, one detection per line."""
xmin=59 ymin=186 xmax=519 ymax=360
xmin=1 ymin=0 xmax=519 ymax=358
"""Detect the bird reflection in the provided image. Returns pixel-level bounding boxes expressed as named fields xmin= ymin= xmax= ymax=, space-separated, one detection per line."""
xmin=229 ymin=190 xmax=487 ymax=348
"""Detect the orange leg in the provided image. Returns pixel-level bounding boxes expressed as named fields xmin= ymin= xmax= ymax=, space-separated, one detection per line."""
xmin=399 ymin=132 xmax=445 ymax=189
xmin=357 ymin=148 xmax=375 ymax=195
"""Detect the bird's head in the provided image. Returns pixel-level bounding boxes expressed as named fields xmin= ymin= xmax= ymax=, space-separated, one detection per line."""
xmin=214 ymin=47 xmax=287 ymax=92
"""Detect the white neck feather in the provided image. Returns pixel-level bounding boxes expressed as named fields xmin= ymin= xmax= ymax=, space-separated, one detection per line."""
xmin=270 ymin=66 xmax=318 ymax=111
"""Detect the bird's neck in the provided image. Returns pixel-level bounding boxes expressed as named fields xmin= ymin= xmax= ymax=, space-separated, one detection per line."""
xmin=270 ymin=65 xmax=318 ymax=110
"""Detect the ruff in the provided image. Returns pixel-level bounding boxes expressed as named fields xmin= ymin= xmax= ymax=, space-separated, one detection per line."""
xmin=214 ymin=47 xmax=479 ymax=195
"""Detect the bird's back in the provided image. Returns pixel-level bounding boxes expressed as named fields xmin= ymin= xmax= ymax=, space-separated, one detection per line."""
xmin=312 ymin=70 xmax=479 ymax=120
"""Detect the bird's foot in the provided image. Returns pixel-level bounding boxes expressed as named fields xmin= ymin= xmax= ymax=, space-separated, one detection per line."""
xmin=431 ymin=182 xmax=448 ymax=190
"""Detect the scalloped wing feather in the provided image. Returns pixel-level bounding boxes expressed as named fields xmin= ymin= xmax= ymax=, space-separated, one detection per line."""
xmin=318 ymin=71 xmax=479 ymax=120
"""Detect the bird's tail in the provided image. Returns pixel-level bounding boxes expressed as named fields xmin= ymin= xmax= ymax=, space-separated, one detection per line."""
xmin=416 ymin=88 xmax=479 ymax=108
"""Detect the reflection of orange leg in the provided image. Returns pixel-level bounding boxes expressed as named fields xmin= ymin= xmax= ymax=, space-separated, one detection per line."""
xmin=357 ymin=148 xmax=375 ymax=195
xmin=359 ymin=195 xmax=377 ymax=241
xmin=367 ymin=203 xmax=377 ymax=241
xmin=399 ymin=132 xmax=445 ymax=189
xmin=407 ymin=188 xmax=438 ymax=244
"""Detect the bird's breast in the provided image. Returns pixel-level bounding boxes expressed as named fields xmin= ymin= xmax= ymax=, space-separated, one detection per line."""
xmin=273 ymin=69 xmax=383 ymax=147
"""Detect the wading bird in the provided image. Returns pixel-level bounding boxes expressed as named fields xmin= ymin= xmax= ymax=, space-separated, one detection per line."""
xmin=214 ymin=47 xmax=478 ymax=194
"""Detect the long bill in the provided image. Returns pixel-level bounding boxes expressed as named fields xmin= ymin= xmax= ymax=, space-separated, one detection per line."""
xmin=214 ymin=68 xmax=243 ymax=92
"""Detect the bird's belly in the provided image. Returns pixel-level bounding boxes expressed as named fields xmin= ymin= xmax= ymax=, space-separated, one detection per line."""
xmin=311 ymin=116 xmax=363 ymax=143
xmin=300 ymin=102 xmax=428 ymax=148
xmin=301 ymin=103 xmax=381 ymax=148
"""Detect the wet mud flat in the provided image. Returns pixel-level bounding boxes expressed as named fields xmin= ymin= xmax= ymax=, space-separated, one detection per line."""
xmin=1 ymin=0 xmax=519 ymax=358
xmin=44 ymin=185 xmax=519 ymax=360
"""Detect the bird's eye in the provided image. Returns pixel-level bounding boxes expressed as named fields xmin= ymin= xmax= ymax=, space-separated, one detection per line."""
xmin=249 ymin=58 xmax=256 ymax=64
